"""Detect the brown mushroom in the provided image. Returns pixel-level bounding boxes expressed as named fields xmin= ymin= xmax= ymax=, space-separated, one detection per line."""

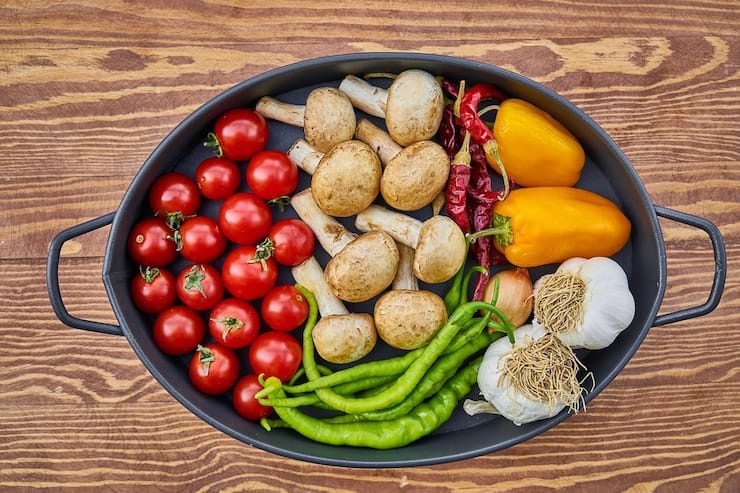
xmin=373 ymin=243 xmax=448 ymax=350
xmin=354 ymin=119 xmax=449 ymax=212
xmin=355 ymin=205 xmax=466 ymax=284
xmin=288 ymin=138 xmax=381 ymax=217
xmin=292 ymin=256 xmax=376 ymax=364
xmin=339 ymin=69 xmax=444 ymax=146
xmin=255 ymin=87 xmax=356 ymax=152
xmin=291 ymin=190 xmax=399 ymax=302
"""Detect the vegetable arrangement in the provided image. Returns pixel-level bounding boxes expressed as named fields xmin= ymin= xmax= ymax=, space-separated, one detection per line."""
xmin=126 ymin=67 xmax=637 ymax=450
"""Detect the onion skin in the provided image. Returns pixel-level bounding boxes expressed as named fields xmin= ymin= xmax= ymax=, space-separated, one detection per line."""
xmin=482 ymin=268 xmax=533 ymax=327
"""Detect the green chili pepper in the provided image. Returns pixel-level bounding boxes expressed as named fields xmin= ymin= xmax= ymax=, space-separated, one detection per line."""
xmin=329 ymin=331 xmax=500 ymax=423
xmin=259 ymin=373 xmax=397 ymax=408
xmin=260 ymin=356 xmax=482 ymax=449
xmin=302 ymin=298 xmax=502 ymax=415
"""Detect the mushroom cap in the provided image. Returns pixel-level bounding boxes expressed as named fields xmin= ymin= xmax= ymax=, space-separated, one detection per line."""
xmin=414 ymin=215 xmax=467 ymax=283
xmin=311 ymin=140 xmax=382 ymax=217
xmin=380 ymin=140 xmax=450 ymax=211
xmin=325 ymin=230 xmax=399 ymax=303
xmin=304 ymin=87 xmax=357 ymax=153
xmin=385 ymin=69 xmax=445 ymax=147
xmin=374 ymin=289 xmax=448 ymax=350
xmin=312 ymin=313 xmax=377 ymax=364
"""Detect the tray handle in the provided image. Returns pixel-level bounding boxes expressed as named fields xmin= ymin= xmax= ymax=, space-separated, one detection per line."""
xmin=652 ymin=206 xmax=726 ymax=326
xmin=46 ymin=212 xmax=123 ymax=336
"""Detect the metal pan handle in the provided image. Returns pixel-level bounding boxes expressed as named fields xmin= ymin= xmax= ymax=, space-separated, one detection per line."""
xmin=46 ymin=212 xmax=123 ymax=336
xmin=652 ymin=206 xmax=726 ymax=326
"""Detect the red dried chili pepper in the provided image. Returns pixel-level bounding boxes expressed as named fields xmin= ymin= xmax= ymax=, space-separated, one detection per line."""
xmin=439 ymin=104 xmax=459 ymax=161
xmin=445 ymin=131 xmax=472 ymax=234
xmin=457 ymin=83 xmax=511 ymax=199
xmin=468 ymin=142 xmax=507 ymax=300
xmin=441 ymin=79 xmax=459 ymax=99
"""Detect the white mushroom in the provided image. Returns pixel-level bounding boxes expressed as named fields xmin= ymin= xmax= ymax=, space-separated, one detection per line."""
xmin=354 ymin=119 xmax=449 ymax=211
xmin=255 ymin=87 xmax=356 ymax=152
xmin=291 ymin=190 xmax=399 ymax=302
xmin=287 ymin=138 xmax=381 ymax=217
xmin=355 ymin=205 xmax=466 ymax=284
xmin=373 ymin=243 xmax=448 ymax=350
xmin=339 ymin=69 xmax=445 ymax=146
xmin=292 ymin=256 xmax=376 ymax=364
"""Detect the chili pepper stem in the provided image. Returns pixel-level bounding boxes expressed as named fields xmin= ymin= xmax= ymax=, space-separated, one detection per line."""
xmin=483 ymin=140 xmax=511 ymax=200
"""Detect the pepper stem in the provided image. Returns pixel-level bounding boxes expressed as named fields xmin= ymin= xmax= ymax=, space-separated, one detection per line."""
xmin=466 ymin=213 xmax=513 ymax=249
xmin=483 ymin=139 xmax=510 ymax=200
xmin=451 ymin=131 xmax=472 ymax=168
xmin=452 ymin=80 xmax=466 ymax=118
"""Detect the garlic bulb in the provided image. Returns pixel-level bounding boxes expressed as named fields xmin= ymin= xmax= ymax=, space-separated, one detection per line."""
xmin=533 ymin=256 xmax=635 ymax=350
xmin=464 ymin=324 xmax=587 ymax=426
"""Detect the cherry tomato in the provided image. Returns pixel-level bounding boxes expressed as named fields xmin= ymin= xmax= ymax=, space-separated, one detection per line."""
xmin=127 ymin=217 xmax=177 ymax=267
xmin=221 ymin=245 xmax=278 ymax=301
xmin=248 ymin=331 xmax=302 ymax=382
xmin=207 ymin=108 xmax=268 ymax=162
xmin=208 ymin=298 xmax=261 ymax=349
xmin=130 ymin=266 xmax=177 ymax=314
xmin=218 ymin=192 xmax=272 ymax=245
xmin=177 ymin=215 xmax=227 ymax=264
xmin=267 ymin=218 xmax=315 ymax=266
xmin=152 ymin=305 xmax=205 ymax=355
xmin=176 ymin=264 xmax=225 ymax=311
xmin=246 ymin=150 xmax=299 ymax=201
xmin=232 ymin=374 xmax=273 ymax=421
xmin=188 ymin=343 xmax=239 ymax=395
xmin=148 ymin=172 xmax=200 ymax=227
xmin=194 ymin=156 xmax=242 ymax=200
xmin=260 ymin=285 xmax=309 ymax=332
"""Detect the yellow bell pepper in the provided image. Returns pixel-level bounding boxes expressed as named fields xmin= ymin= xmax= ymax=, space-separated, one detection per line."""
xmin=487 ymin=186 xmax=631 ymax=267
xmin=491 ymin=98 xmax=585 ymax=187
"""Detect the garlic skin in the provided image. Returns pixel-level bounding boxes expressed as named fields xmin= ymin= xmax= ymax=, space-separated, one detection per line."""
xmin=466 ymin=324 xmax=567 ymax=426
xmin=534 ymin=256 xmax=635 ymax=350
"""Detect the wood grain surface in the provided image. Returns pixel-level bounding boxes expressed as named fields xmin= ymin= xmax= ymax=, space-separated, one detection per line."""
xmin=1 ymin=1 xmax=738 ymax=491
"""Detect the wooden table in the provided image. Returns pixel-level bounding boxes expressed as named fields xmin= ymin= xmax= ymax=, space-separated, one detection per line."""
xmin=2 ymin=1 xmax=737 ymax=491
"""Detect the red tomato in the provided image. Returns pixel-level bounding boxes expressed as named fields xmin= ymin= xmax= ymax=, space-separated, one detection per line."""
xmin=152 ymin=305 xmax=205 ymax=355
xmin=246 ymin=150 xmax=299 ymax=201
xmin=177 ymin=216 xmax=227 ymax=264
xmin=188 ymin=343 xmax=240 ymax=395
xmin=248 ymin=331 xmax=302 ymax=382
xmin=221 ymin=245 xmax=278 ymax=300
xmin=232 ymin=374 xmax=273 ymax=421
xmin=176 ymin=264 xmax=225 ymax=311
xmin=207 ymin=108 xmax=269 ymax=162
xmin=260 ymin=285 xmax=309 ymax=332
xmin=267 ymin=218 xmax=315 ymax=266
xmin=127 ymin=217 xmax=178 ymax=267
xmin=130 ymin=266 xmax=177 ymax=314
xmin=208 ymin=298 xmax=261 ymax=349
xmin=194 ymin=156 xmax=242 ymax=200
xmin=218 ymin=192 xmax=272 ymax=245
xmin=148 ymin=172 xmax=201 ymax=227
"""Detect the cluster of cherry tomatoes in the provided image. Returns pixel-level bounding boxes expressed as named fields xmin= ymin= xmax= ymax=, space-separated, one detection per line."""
xmin=126 ymin=108 xmax=316 ymax=420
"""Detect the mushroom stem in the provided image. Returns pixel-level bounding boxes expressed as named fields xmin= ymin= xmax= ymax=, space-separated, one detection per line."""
xmin=338 ymin=75 xmax=387 ymax=118
xmin=354 ymin=118 xmax=402 ymax=166
xmin=255 ymin=96 xmax=305 ymax=127
xmin=291 ymin=256 xmax=348 ymax=317
xmin=356 ymin=205 xmax=467 ymax=284
xmin=290 ymin=188 xmax=357 ymax=256
xmin=392 ymin=243 xmax=418 ymax=291
xmin=355 ymin=204 xmax=422 ymax=248
xmin=287 ymin=138 xmax=323 ymax=175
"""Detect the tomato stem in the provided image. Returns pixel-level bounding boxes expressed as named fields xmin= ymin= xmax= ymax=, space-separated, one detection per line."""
xmin=203 ymin=132 xmax=224 ymax=157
